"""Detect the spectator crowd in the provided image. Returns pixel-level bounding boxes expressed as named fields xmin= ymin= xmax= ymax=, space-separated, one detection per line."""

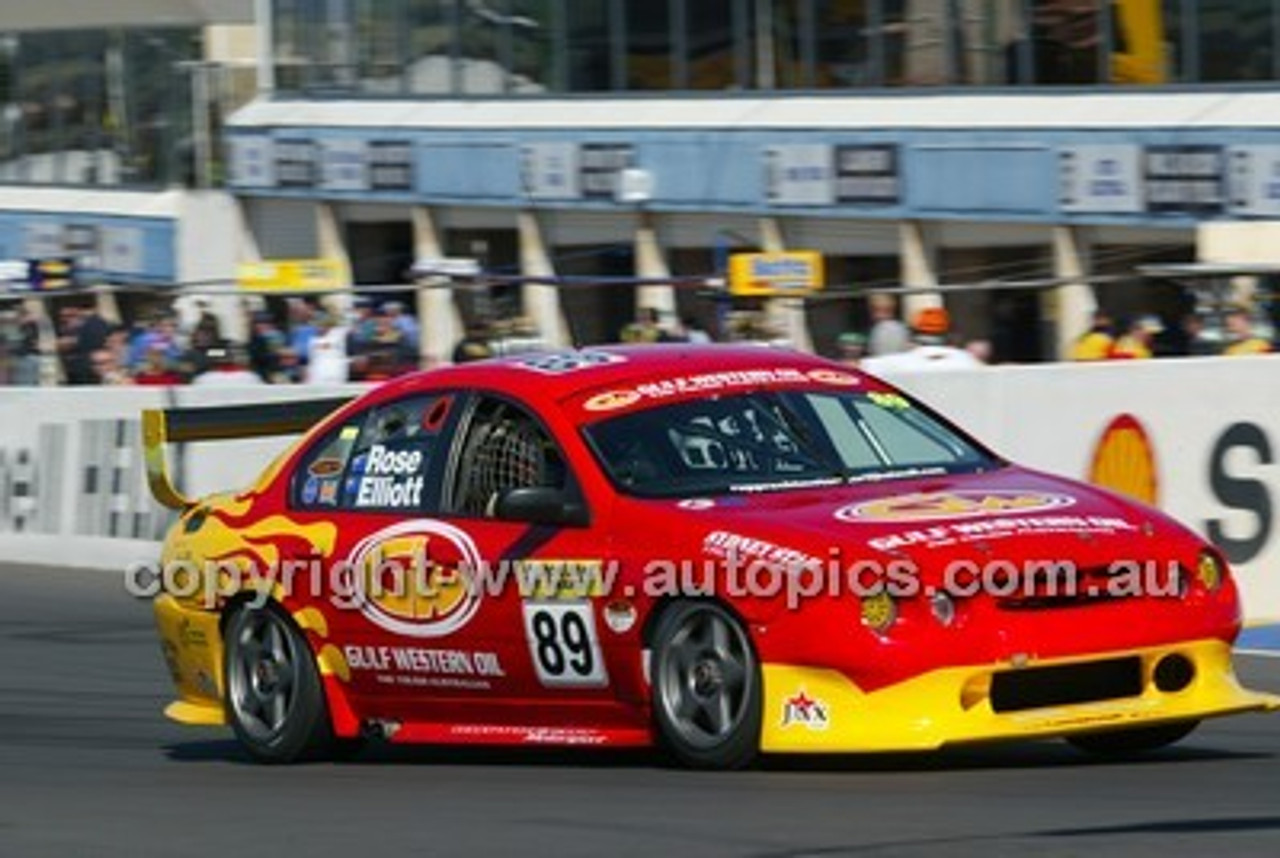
xmin=0 ymin=297 xmax=423 ymax=387
xmin=0 ymin=290 xmax=1273 ymax=387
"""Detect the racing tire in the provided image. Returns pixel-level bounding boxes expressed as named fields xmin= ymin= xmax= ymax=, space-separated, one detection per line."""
xmin=1066 ymin=719 xmax=1200 ymax=757
xmin=651 ymin=601 xmax=762 ymax=770
xmin=223 ymin=603 xmax=334 ymax=763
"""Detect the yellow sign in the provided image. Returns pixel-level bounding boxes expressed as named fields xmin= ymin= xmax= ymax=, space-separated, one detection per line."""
xmin=235 ymin=258 xmax=346 ymax=293
xmin=728 ymin=251 xmax=824 ymax=297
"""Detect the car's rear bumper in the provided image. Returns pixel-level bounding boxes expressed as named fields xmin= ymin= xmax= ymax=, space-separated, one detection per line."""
xmin=760 ymin=638 xmax=1280 ymax=752
xmin=154 ymin=593 xmax=227 ymax=726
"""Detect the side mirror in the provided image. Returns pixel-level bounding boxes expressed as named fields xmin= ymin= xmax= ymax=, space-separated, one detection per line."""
xmin=494 ymin=486 xmax=589 ymax=527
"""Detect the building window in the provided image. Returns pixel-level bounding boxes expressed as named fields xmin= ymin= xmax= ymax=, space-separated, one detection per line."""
xmin=566 ymin=0 xmax=614 ymax=91
xmin=1198 ymin=0 xmax=1274 ymax=82
xmin=273 ymin=0 xmax=313 ymax=93
xmin=814 ymin=0 xmax=872 ymax=87
xmin=406 ymin=0 xmax=459 ymax=94
xmin=687 ymin=0 xmax=748 ymax=89
xmin=355 ymin=0 xmax=407 ymax=94
xmin=510 ymin=1 xmax=559 ymax=92
xmin=626 ymin=0 xmax=675 ymax=90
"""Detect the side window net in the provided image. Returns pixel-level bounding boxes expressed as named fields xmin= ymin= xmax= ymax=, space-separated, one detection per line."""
xmin=455 ymin=401 xmax=566 ymax=517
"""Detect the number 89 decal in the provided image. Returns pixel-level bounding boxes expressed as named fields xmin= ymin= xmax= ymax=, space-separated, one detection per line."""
xmin=522 ymin=601 xmax=608 ymax=688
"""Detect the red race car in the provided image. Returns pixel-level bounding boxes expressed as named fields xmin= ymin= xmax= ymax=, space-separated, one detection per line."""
xmin=143 ymin=345 xmax=1277 ymax=767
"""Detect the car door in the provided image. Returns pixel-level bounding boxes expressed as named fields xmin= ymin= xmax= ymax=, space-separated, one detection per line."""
xmin=287 ymin=390 xmax=505 ymax=716
xmin=426 ymin=393 xmax=646 ymax=736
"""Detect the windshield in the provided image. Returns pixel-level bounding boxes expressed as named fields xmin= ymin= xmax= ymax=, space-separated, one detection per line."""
xmin=584 ymin=390 xmax=998 ymax=497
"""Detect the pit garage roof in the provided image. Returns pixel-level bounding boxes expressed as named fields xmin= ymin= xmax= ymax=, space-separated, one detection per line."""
xmin=231 ymin=89 xmax=1280 ymax=132
xmin=0 ymin=0 xmax=252 ymax=30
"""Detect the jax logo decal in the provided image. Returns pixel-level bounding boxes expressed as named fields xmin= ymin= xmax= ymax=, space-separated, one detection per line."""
xmin=346 ymin=519 xmax=483 ymax=638
xmin=836 ymin=490 xmax=1076 ymax=523
xmin=780 ymin=690 xmax=830 ymax=731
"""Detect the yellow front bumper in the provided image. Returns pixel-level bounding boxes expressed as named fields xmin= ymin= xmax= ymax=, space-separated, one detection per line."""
xmin=154 ymin=593 xmax=227 ymax=727
xmin=761 ymin=639 xmax=1280 ymax=753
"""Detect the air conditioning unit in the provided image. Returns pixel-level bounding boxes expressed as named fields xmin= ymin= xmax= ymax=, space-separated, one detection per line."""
xmin=616 ymin=167 xmax=654 ymax=204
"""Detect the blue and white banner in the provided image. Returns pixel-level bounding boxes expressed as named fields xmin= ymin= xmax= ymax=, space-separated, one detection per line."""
xmin=1058 ymin=145 xmax=1143 ymax=213
xmin=764 ymin=144 xmax=835 ymax=206
xmin=1227 ymin=146 xmax=1280 ymax=217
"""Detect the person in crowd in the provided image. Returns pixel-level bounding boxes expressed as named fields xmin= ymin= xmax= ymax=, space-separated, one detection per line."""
xmin=1071 ymin=308 xmax=1115 ymax=361
xmin=248 ymin=311 xmax=290 ymax=382
xmin=287 ymin=299 xmax=318 ymax=378
xmin=866 ymin=294 xmax=911 ymax=357
xmin=58 ymin=305 xmax=110 ymax=384
xmin=307 ymin=312 xmax=350 ymax=384
xmin=132 ymin=343 xmax=186 ymax=386
xmin=90 ymin=347 xmax=132 ymax=385
xmin=345 ymin=296 xmax=377 ymax=377
xmin=189 ymin=300 xmax=222 ymax=354
xmin=453 ymin=320 xmax=495 ymax=364
xmin=679 ymin=315 xmax=714 ymax=344
xmin=1221 ymin=305 xmax=1272 ymax=356
xmin=621 ymin=307 xmax=670 ymax=343
xmin=965 ymin=338 xmax=993 ymax=364
xmin=1180 ymin=312 xmax=1218 ymax=357
xmin=836 ymin=331 xmax=867 ymax=367
xmin=860 ymin=307 xmax=983 ymax=373
xmin=362 ymin=309 xmax=415 ymax=380
xmin=384 ymin=300 xmax=421 ymax=353
xmin=128 ymin=311 xmax=185 ymax=373
xmin=14 ymin=304 xmax=42 ymax=386
xmin=191 ymin=342 xmax=264 ymax=387
xmin=1109 ymin=315 xmax=1161 ymax=360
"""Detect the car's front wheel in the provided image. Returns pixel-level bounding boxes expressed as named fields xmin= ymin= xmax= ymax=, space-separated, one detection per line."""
xmin=1066 ymin=719 xmax=1200 ymax=757
xmin=651 ymin=601 xmax=762 ymax=769
xmin=224 ymin=603 xmax=332 ymax=763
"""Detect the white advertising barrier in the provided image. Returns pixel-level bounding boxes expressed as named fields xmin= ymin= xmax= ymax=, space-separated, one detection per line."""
xmin=0 ymin=361 xmax=1277 ymax=625
xmin=0 ymin=385 xmax=362 ymax=572
xmin=874 ymin=356 xmax=1280 ymax=625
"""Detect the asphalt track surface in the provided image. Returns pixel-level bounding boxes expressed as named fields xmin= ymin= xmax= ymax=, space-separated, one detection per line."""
xmin=2 ymin=563 xmax=1279 ymax=857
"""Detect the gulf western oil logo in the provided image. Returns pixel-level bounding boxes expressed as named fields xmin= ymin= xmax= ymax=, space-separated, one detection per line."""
xmin=583 ymin=389 xmax=643 ymax=412
xmin=346 ymin=520 xmax=483 ymax=638
xmin=836 ymin=490 xmax=1076 ymax=523
xmin=1087 ymin=413 xmax=1159 ymax=505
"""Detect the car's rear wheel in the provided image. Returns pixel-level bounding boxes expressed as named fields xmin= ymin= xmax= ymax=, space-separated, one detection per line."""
xmin=1066 ymin=719 xmax=1200 ymax=757
xmin=651 ymin=601 xmax=761 ymax=769
xmin=224 ymin=603 xmax=332 ymax=763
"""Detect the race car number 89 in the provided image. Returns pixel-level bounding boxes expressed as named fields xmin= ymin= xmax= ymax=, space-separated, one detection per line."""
xmin=522 ymin=602 xmax=608 ymax=688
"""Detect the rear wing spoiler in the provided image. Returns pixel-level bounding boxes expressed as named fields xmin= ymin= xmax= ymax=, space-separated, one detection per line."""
xmin=142 ymin=397 xmax=354 ymax=510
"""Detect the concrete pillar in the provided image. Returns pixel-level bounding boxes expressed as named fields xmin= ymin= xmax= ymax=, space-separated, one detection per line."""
xmin=634 ymin=212 xmax=677 ymax=327
xmin=413 ymin=207 xmax=463 ymax=368
xmin=94 ymin=287 xmax=122 ymax=325
xmin=899 ymin=220 xmax=943 ymax=320
xmin=516 ymin=211 xmax=570 ymax=348
xmin=758 ymin=217 xmax=814 ymax=352
xmin=316 ymin=202 xmax=354 ymax=324
xmin=1051 ymin=225 xmax=1095 ymax=361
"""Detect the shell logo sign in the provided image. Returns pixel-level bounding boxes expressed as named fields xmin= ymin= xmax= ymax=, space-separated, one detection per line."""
xmin=347 ymin=520 xmax=483 ymax=638
xmin=1088 ymin=413 xmax=1159 ymax=505
xmin=836 ymin=490 xmax=1076 ymax=523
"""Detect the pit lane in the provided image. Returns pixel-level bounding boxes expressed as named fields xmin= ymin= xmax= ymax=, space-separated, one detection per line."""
xmin=1 ymin=562 xmax=1278 ymax=857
